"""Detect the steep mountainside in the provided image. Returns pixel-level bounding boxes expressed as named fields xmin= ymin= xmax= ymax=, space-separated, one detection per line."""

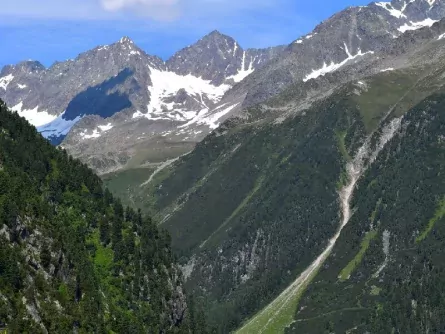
xmin=286 ymin=70 xmax=445 ymax=334
xmin=125 ymin=17 xmax=445 ymax=333
xmin=231 ymin=0 xmax=445 ymax=109
xmin=0 ymin=100 xmax=194 ymax=333
xmin=0 ymin=32 xmax=284 ymax=174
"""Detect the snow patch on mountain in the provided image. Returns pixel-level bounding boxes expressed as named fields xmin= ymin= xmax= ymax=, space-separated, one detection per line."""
xmin=398 ymin=18 xmax=438 ymax=32
xmin=0 ymin=74 xmax=14 ymax=90
xmin=98 ymin=123 xmax=113 ymax=132
xmin=38 ymin=113 xmax=83 ymax=139
xmin=81 ymin=130 xmax=100 ymax=139
xmin=303 ymin=44 xmax=374 ymax=82
xmin=227 ymin=52 xmax=255 ymax=83
xmin=80 ymin=123 xmax=114 ymax=140
xmin=132 ymin=67 xmax=230 ymax=122
xmin=11 ymin=102 xmax=57 ymax=127
xmin=375 ymin=1 xmax=407 ymax=18
xmin=204 ymin=103 xmax=240 ymax=129
xmin=180 ymin=103 xmax=240 ymax=129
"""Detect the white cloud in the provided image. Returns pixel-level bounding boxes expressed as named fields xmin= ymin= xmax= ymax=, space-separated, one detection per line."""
xmin=101 ymin=0 xmax=178 ymax=11
xmin=100 ymin=0 xmax=181 ymax=19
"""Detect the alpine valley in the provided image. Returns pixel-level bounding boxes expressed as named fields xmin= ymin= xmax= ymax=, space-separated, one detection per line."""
xmin=3 ymin=0 xmax=445 ymax=333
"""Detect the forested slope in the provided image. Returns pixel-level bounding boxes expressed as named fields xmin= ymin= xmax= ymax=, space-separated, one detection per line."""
xmin=289 ymin=89 xmax=445 ymax=334
xmin=0 ymin=99 xmax=192 ymax=333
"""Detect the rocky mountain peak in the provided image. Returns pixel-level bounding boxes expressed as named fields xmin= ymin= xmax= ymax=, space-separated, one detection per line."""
xmin=166 ymin=30 xmax=242 ymax=85
xmin=111 ymin=36 xmax=143 ymax=53
xmin=93 ymin=35 xmax=145 ymax=59
xmin=1 ymin=61 xmax=46 ymax=77
xmin=200 ymin=29 xmax=237 ymax=46
xmin=16 ymin=60 xmax=46 ymax=73
xmin=164 ymin=29 xmax=283 ymax=87
xmin=118 ymin=36 xmax=134 ymax=44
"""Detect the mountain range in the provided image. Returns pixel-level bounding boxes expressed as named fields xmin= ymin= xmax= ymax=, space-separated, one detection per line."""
xmin=2 ymin=0 xmax=445 ymax=174
xmin=3 ymin=0 xmax=445 ymax=333
xmin=0 ymin=32 xmax=284 ymax=174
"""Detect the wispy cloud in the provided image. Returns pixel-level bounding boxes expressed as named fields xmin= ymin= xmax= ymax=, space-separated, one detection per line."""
xmin=100 ymin=0 xmax=180 ymax=20
xmin=1 ymin=0 xmax=283 ymax=21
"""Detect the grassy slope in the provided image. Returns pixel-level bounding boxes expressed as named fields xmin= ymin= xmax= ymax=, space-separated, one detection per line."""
xmin=339 ymin=229 xmax=378 ymax=281
xmin=102 ymin=167 xmax=155 ymax=208
xmin=416 ymin=196 xmax=445 ymax=243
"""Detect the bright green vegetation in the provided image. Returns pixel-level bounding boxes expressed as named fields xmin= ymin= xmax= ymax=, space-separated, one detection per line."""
xmin=102 ymin=167 xmax=155 ymax=208
xmin=335 ymin=129 xmax=351 ymax=162
xmin=352 ymin=70 xmax=419 ymax=132
xmin=370 ymin=286 xmax=382 ymax=296
xmin=88 ymin=231 xmax=113 ymax=275
xmin=339 ymin=229 xmax=378 ymax=281
xmin=0 ymin=100 xmax=193 ymax=333
xmin=237 ymin=270 xmax=317 ymax=334
xmin=416 ymin=196 xmax=445 ymax=243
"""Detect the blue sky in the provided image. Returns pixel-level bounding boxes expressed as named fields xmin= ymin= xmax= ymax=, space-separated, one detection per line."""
xmin=0 ymin=0 xmax=371 ymax=68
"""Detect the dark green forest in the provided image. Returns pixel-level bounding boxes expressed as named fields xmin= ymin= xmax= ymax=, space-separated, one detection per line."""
xmin=0 ymin=99 xmax=197 ymax=333
xmin=288 ymin=92 xmax=445 ymax=333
